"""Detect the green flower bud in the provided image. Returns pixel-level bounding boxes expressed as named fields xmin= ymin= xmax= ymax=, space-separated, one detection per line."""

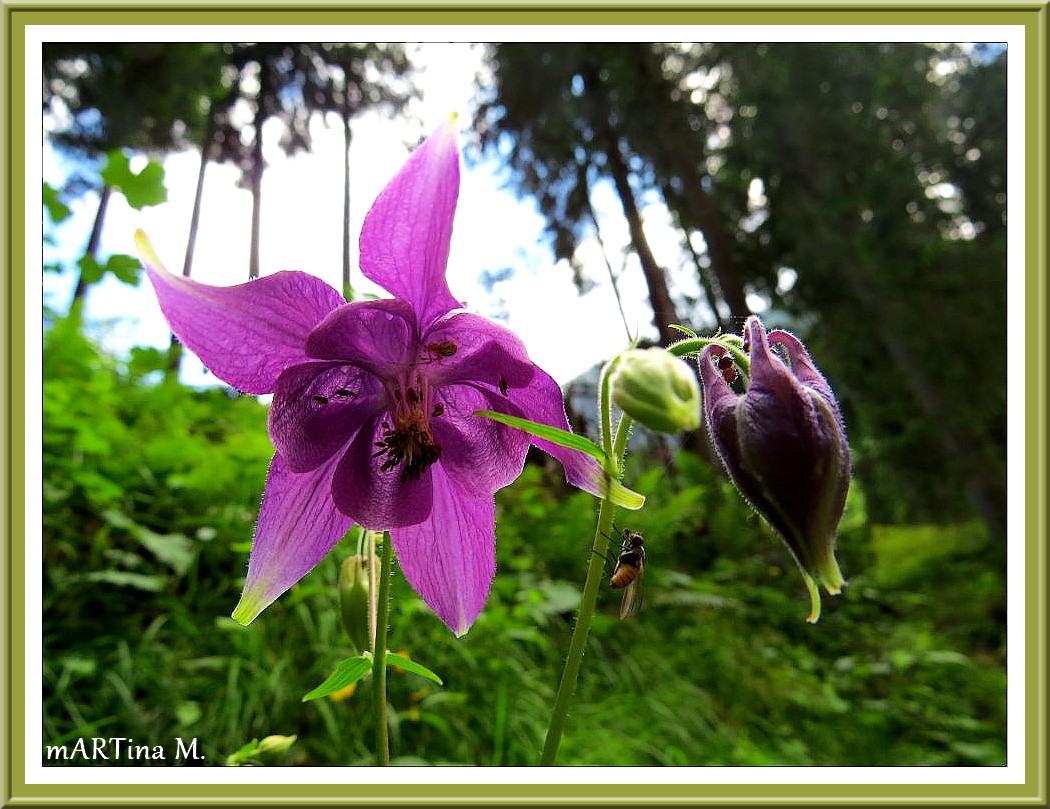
xmin=611 ymin=348 xmax=701 ymax=434
xmin=256 ymin=734 xmax=297 ymax=756
xmin=338 ymin=554 xmax=373 ymax=654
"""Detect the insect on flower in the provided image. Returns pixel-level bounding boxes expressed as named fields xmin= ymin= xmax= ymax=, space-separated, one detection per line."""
xmin=609 ymin=528 xmax=646 ymax=619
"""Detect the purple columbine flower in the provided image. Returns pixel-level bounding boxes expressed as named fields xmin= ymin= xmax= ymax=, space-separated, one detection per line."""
xmin=698 ymin=316 xmax=849 ymax=621
xmin=136 ymin=119 xmax=609 ymax=636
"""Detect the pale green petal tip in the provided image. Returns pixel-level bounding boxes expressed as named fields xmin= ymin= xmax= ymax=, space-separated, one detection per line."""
xmin=231 ymin=591 xmax=265 ymax=626
xmin=134 ymin=229 xmax=165 ymax=272
xmin=802 ymin=573 xmax=823 ymax=624
xmin=801 ymin=553 xmax=846 ymax=624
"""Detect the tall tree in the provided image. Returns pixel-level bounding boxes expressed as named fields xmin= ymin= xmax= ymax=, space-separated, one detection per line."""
xmin=43 ymin=43 xmax=226 ymax=303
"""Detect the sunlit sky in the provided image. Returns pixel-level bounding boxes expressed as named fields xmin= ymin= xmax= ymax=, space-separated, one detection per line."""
xmin=43 ymin=42 xmax=695 ymax=387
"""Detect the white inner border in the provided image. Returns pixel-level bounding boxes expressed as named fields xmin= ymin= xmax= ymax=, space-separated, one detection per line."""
xmin=23 ymin=23 xmax=1029 ymax=791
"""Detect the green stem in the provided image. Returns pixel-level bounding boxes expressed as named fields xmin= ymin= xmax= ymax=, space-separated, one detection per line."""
xmin=541 ymin=352 xmax=635 ymax=766
xmin=539 ymin=492 xmax=618 ymax=765
xmin=670 ymin=336 xmax=751 ymax=375
xmin=372 ymin=531 xmax=393 ymax=766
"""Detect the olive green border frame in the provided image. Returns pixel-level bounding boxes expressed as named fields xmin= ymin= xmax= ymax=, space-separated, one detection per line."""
xmin=3 ymin=1 xmax=1046 ymax=806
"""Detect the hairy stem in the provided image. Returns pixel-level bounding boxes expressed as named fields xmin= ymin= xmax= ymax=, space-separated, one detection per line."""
xmin=372 ymin=532 xmax=393 ymax=766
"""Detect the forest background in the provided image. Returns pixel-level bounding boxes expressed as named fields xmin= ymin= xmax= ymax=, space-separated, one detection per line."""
xmin=33 ymin=38 xmax=1014 ymax=769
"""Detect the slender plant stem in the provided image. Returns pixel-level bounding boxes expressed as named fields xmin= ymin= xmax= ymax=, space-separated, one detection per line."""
xmin=539 ymin=493 xmax=618 ymax=765
xmin=372 ymin=531 xmax=393 ymax=766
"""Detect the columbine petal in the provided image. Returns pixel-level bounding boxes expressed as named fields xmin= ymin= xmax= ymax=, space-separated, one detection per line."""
xmin=508 ymin=365 xmax=610 ymax=500
xmin=232 ymin=453 xmax=353 ymax=625
xmin=390 ymin=464 xmax=495 ymax=636
xmin=425 ymin=312 xmax=535 ymax=390
xmin=359 ymin=120 xmax=463 ymax=327
xmin=432 ymin=384 xmax=532 ymax=493
xmin=306 ymin=298 xmax=419 ymax=377
xmin=269 ymin=361 xmax=386 ymax=472
xmin=135 ymin=230 xmax=344 ymax=394
xmin=331 ymin=421 xmax=433 ymax=529
xmin=766 ymin=328 xmax=843 ymax=425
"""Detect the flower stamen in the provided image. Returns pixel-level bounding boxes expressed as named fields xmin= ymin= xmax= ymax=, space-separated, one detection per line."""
xmin=373 ymin=380 xmax=443 ymax=480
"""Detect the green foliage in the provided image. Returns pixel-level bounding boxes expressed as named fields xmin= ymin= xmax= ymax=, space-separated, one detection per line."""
xmin=75 ymin=253 xmax=142 ymax=287
xmin=43 ymin=181 xmax=72 ymax=224
xmin=100 ymin=150 xmax=168 ymax=209
xmin=42 ymin=318 xmax=1005 ymax=768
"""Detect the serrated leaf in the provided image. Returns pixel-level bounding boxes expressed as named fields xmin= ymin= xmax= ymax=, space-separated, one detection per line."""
xmin=473 ymin=410 xmax=607 ymax=464
xmin=386 ymin=652 xmax=443 ymax=685
xmin=302 ymin=654 xmax=372 ymax=702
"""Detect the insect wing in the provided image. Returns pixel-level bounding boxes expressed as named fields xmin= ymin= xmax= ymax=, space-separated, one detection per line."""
xmin=619 ymin=574 xmax=643 ymax=619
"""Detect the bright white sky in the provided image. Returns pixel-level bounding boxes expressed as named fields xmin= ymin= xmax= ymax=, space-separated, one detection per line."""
xmin=42 ymin=42 xmax=691 ymax=387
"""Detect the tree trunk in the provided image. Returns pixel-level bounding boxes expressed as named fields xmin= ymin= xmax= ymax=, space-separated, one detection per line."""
xmin=600 ymin=131 xmax=681 ymax=347
xmin=69 ymin=184 xmax=112 ymax=309
xmin=248 ymin=117 xmax=263 ymax=279
xmin=341 ymin=104 xmax=353 ymax=300
xmin=663 ymin=175 xmax=751 ymax=321
xmin=168 ymin=124 xmax=213 ymax=379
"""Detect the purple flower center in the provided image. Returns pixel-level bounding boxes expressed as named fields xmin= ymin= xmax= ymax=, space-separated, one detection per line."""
xmin=373 ymin=372 xmax=444 ymax=481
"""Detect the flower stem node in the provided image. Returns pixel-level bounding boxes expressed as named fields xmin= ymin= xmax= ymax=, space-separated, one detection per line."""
xmin=698 ymin=316 xmax=850 ymax=622
xmin=611 ymin=348 xmax=701 ymax=434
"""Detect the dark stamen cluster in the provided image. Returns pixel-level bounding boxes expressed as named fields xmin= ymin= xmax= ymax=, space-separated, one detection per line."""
xmin=372 ymin=418 xmax=442 ymax=481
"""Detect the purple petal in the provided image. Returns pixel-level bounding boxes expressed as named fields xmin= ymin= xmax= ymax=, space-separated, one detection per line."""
xmin=269 ymin=361 xmax=386 ymax=472
xmin=766 ymin=327 xmax=844 ymax=423
xmin=331 ymin=419 xmax=433 ymax=528
xmin=231 ymin=453 xmax=352 ymax=625
xmin=390 ymin=464 xmax=495 ymax=636
xmin=432 ymin=384 xmax=531 ymax=493
xmin=139 ymin=240 xmax=344 ymax=394
xmin=699 ymin=342 xmax=740 ymax=455
xmin=306 ymin=299 xmax=419 ymax=379
xmin=425 ymin=311 xmax=536 ymax=391
xmin=359 ymin=120 xmax=463 ymax=327
xmin=506 ymin=365 xmax=609 ymax=499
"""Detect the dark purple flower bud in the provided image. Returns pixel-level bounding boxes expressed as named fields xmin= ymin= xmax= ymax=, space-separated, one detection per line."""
xmin=699 ymin=316 xmax=849 ymax=622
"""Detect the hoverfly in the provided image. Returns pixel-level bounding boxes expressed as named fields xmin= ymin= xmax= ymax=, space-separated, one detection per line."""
xmin=609 ymin=528 xmax=646 ymax=619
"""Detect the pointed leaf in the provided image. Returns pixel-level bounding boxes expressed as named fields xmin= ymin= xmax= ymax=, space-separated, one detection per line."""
xmin=473 ymin=410 xmax=606 ymax=464
xmin=386 ymin=652 xmax=444 ymax=685
xmin=302 ymin=654 xmax=372 ymax=702
xmin=473 ymin=409 xmax=645 ymax=509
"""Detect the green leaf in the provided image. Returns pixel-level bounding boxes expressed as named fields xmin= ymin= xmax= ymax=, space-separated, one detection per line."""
xmin=43 ymin=182 xmax=71 ymax=223
xmin=474 ymin=409 xmax=646 ymax=510
xmin=302 ymin=654 xmax=373 ymax=702
xmin=386 ymin=652 xmax=443 ymax=685
xmin=76 ymin=254 xmax=105 ymax=285
xmin=81 ymin=570 xmax=166 ymax=592
xmin=473 ymin=410 xmax=607 ymax=464
xmin=103 ymin=253 xmax=143 ymax=285
xmin=100 ymin=149 xmax=168 ymax=209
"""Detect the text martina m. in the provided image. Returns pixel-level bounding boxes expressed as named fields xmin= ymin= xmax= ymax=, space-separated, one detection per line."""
xmin=44 ymin=737 xmax=204 ymax=763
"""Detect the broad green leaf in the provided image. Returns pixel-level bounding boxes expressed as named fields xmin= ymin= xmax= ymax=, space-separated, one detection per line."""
xmin=302 ymin=654 xmax=372 ymax=702
xmin=386 ymin=652 xmax=443 ymax=685
xmin=76 ymin=255 xmax=105 ymax=285
xmin=100 ymin=149 xmax=168 ymax=209
xmin=103 ymin=253 xmax=143 ymax=285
